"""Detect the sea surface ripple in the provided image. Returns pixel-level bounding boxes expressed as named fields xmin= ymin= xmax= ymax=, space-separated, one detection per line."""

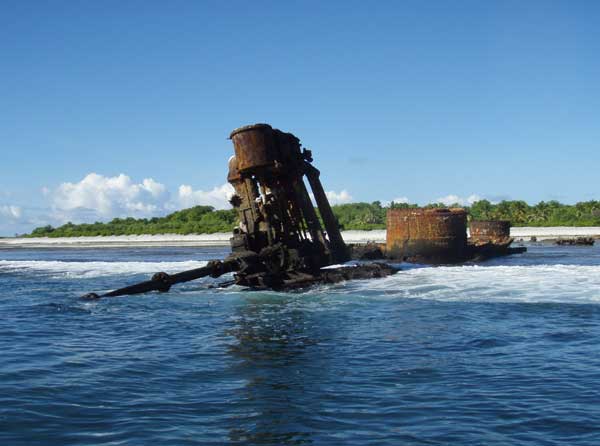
xmin=1 ymin=244 xmax=600 ymax=445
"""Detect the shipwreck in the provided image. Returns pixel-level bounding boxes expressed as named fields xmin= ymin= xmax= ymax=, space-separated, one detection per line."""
xmin=83 ymin=124 xmax=525 ymax=299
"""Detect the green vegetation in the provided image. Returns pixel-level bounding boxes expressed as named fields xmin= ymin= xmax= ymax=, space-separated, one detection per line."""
xmin=467 ymin=200 xmax=600 ymax=227
xmin=27 ymin=206 xmax=238 ymax=237
xmin=25 ymin=200 xmax=600 ymax=237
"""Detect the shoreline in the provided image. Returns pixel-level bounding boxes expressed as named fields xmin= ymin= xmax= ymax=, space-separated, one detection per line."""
xmin=1 ymin=227 xmax=599 ymax=248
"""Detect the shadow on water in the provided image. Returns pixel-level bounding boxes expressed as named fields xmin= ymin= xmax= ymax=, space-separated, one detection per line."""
xmin=223 ymin=294 xmax=327 ymax=445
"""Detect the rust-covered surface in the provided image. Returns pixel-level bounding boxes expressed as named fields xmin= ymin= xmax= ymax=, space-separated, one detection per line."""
xmin=227 ymin=123 xmax=349 ymax=268
xmin=386 ymin=208 xmax=468 ymax=262
xmin=469 ymin=220 xmax=511 ymax=245
xmin=84 ymin=123 xmax=397 ymax=298
xmin=81 ymin=122 xmax=530 ymax=298
xmin=229 ymin=124 xmax=277 ymax=173
xmin=220 ymin=123 xmax=357 ymax=284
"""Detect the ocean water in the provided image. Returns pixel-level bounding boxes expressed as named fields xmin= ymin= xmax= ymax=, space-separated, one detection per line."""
xmin=1 ymin=244 xmax=600 ymax=445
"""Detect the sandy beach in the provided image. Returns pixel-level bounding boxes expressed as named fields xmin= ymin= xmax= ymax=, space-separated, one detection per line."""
xmin=1 ymin=227 xmax=598 ymax=248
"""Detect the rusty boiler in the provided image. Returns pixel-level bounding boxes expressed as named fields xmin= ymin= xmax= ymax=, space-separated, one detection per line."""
xmin=386 ymin=208 xmax=468 ymax=263
xmin=227 ymin=123 xmax=349 ymax=269
xmin=469 ymin=220 xmax=511 ymax=245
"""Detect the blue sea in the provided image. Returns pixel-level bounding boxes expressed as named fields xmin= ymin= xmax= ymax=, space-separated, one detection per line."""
xmin=1 ymin=243 xmax=600 ymax=445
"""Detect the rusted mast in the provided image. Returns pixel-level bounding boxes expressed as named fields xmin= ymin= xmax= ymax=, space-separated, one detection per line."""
xmin=304 ymin=163 xmax=349 ymax=264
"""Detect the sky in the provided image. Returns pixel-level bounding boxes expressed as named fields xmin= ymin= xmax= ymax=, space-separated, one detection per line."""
xmin=1 ymin=0 xmax=599 ymax=235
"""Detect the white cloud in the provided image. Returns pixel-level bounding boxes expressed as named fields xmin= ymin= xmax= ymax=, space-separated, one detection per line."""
xmin=381 ymin=197 xmax=410 ymax=207
xmin=52 ymin=173 xmax=169 ymax=219
xmin=324 ymin=190 xmax=353 ymax=204
xmin=43 ymin=172 xmax=237 ymax=224
xmin=435 ymin=194 xmax=482 ymax=206
xmin=467 ymin=194 xmax=483 ymax=204
xmin=0 ymin=205 xmax=22 ymax=220
xmin=177 ymin=183 xmax=235 ymax=210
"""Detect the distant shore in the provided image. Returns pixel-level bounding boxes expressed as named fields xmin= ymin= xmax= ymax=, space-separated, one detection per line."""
xmin=1 ymin=227 xmax=599 ymax=248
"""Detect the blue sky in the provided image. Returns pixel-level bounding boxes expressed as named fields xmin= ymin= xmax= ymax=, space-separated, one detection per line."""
xmin=1 ymin=1 xmax=599 ymax=235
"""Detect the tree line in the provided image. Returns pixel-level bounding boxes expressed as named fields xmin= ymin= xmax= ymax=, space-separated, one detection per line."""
xmin=26 ymin=200 xmax=600 ymax=237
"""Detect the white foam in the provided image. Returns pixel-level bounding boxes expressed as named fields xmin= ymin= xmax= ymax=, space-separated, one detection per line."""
xmin=1 ymin=257 xmax=598 ymax=304
xmin=0 ymin=260 xmax=208 ymax=278
xmin=355 ymin=264 xmax=600 ymax=304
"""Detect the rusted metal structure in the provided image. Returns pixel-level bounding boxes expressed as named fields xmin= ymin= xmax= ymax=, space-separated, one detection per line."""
xmin=82 ymin=124 xmax=395 ymax=299
xmin=376 ymin=209 xmax=526 ymax=264
xmin=466 ymin=220 xmax=525 ymax=261
xmin=386 ymin=208 xmax=468 ymax=263
xmin=80 ymin=123 xmax=529 ymax=298
xmin=227 ymin=124 xmax=348 ymax=268
xmin=469 ymin=220 xmax=511 ymax=245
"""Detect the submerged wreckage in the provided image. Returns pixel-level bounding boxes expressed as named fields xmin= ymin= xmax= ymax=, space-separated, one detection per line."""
xmin=83 ymin=124 xmax=525 ymax=299
xmin=83 ymin=124 xmax=397 ymax=298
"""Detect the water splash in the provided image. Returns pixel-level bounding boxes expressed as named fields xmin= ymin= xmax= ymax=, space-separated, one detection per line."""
xmin=0 ymin=259 xmax=208 ymax=278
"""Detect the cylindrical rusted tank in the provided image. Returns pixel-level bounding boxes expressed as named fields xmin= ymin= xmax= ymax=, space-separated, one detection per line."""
xmin=273 ymin=130 xmax=302 ymax=169
xmin=229 ymin=123 xmax=276 ymax=173
xmin=227 ymin=156 xmax=242 ymax=184
xmin=469 ymin=220 xmax=511 ymax=244
xmin=386 ymin=208 xmax=468 ymax=263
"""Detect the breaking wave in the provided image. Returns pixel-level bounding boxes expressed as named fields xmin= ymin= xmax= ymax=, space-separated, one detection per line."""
xmin=357 ymin=264 xmax=600 ymax=304
xmin=0 ymin=259 xmax=208 ymax=278
xmin=2 ymin=257 xmax=599 ymax=304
